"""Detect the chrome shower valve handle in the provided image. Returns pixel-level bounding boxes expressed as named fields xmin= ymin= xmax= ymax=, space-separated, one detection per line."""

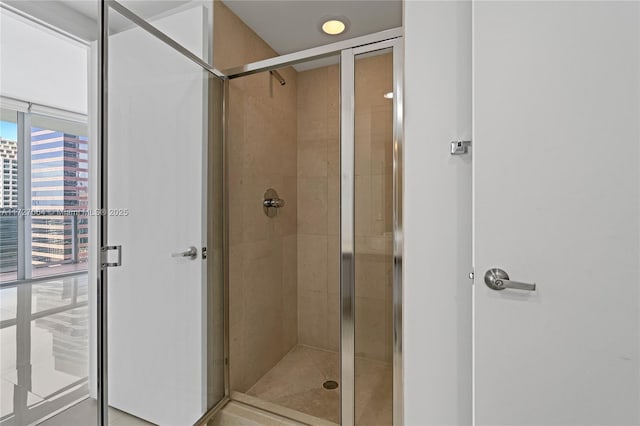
xmin=263 ymin=188 xmax=285 ymax=217
xmin=263 ymin=198 xmax=285 ymax=208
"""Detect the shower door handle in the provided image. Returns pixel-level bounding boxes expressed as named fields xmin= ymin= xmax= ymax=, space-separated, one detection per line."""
xmin=484 ymin=268 xmax=536 ymax=291
xmin=172 ymin=246 xmax=198 ymax=260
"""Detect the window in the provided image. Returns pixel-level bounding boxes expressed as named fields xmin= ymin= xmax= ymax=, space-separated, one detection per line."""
xmin=0 ymin=107 xmax=89 ymax=283
xmin=0 ymin=110 xmax=18 ymax=282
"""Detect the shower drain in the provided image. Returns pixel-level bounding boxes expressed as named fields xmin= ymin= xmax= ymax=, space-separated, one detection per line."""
xmin=323 ymin=380 xmax=339 ymax=390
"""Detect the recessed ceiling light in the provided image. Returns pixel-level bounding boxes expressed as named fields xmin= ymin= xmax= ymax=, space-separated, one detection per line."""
xmin=321 ymin=18 xmax=347 ymax=35
xmin=384 ymin=92 xmax=394 ymax=99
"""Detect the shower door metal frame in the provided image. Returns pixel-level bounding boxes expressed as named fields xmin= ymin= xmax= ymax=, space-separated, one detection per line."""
xmin=98 ymin=1 xmax=228 ymax=425
xmin=224 ymin=34 xmax=404 ymax=426
xmin=340 ymin=38 xmax=404 ymax=426
xmin=340 ymin=46 xmax=356 ymax=425
xmin=98 ymin=3 xmax=403 ymax=423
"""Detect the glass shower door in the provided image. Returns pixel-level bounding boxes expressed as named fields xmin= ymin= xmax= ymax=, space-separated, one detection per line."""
xmin=352 ymin=47 xmax=394 ymax=426
xmin=101 ymin=2 xmax=225 ymax=425
xmin=341 ymin=39 xmax=402 ymax=426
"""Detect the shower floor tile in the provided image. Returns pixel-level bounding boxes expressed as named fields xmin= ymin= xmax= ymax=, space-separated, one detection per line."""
xmin=246 ymin=345 xmax=392 ymax=425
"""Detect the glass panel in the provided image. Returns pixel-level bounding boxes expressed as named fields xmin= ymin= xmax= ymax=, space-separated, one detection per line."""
xmin=106 ymin=5 xmax=224 ymax=424
xmin=116 ymin=0 xmax=213 ymax=66
xmin=354 ymin=47 xmax=394 ymax=426
xmin=225 ymin=56 xmax=341 ymax=423
xmin=30 ymin=275 xmax=86 ymax=314
xmin=0 ymin=276 xmax=92 ymax=425
xmin=212 ymin=1 xmax=280 ymax=71
xmin=0 ymin=2 xmax=97 ymax=424
xmin=0 ymin=109 xmax=18 ymax=283
xmin=30 ymin=115 xmax=89 ymax=278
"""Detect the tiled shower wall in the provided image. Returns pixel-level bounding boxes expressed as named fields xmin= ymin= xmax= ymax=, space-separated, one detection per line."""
xmin=214 ymin=0 xmax=299 ymax=392
xmin=296 ymin=64 xmax=341 ymax=353
xmin=296 ymin=53 xmax=394 ymax=363
xmin=217 ymin=0 xmax=394 ymax=392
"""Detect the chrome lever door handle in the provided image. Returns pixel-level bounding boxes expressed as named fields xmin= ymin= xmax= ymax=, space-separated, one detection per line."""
xmin=484 ymin=268 xmax=536 ymax=291
xmin=495 ymin=279 xmax=536 ymax=291
xmin=171 ymin=246 xmax=198 ymax=260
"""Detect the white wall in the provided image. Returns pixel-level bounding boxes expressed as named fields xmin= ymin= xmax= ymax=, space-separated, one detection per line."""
xmin=403 ymin=1 xmax=472 ymax=424
xmin=0 ymin=9 xmax=88 ymax=113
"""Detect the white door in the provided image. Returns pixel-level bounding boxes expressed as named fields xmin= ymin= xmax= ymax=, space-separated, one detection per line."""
xmin=105 ymin=5 xmax=217 ymax=426
xmin=474 ymin=2 xmax=640 ymax=425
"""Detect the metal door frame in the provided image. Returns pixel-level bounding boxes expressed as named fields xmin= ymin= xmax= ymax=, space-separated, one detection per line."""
xmin=97 ymin=1 xmax=404 ymax=424
xmin=97 ymin=1 xmax=227 ymax=425
xmin=223 ymin=36 xmax=404 ymax=426
xmin=339 ymin=39 xmax=404 ymax=426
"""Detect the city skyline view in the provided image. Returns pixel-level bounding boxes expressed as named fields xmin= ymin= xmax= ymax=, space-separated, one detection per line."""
xmin=0 ymin=116 xmax=89 ymax=280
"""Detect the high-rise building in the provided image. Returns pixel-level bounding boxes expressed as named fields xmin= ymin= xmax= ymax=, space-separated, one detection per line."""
xmin=0 ymin=137 xmax=18 ymax=275
xmin=31 ymin=128 xmax=89 ymax=267
xmin=0 ymin=137 xmax=18 ymax=208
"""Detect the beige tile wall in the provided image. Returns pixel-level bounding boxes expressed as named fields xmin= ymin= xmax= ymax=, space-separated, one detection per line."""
xmin=296 ymin=53 xmax=394 ymax=362
xmin=214 ymin=0 xmax=299 ymax=392
xmin=217 ymin=0 xmax=394 ymax=392
xmin=296 ymin=64 xmax=341 ymax=354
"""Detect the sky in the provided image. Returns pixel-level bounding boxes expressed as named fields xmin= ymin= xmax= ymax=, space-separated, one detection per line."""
xmin=0 ymin=121 xmax=17 ymax=141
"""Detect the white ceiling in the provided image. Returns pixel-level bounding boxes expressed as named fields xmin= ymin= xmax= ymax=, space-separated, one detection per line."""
xmin=221 ymin=0 xmax=402 ymax=55
xmin=2 ymin=0 xmax=401 ymax=71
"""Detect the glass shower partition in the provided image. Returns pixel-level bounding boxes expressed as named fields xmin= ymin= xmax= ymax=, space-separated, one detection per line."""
xmin=341 ymin=39 xmax=403 ymax=426
xmin=353 ymin=46 xmax=394 ymax=426
xmin=101 ymin=2 xmax=225 ymax=425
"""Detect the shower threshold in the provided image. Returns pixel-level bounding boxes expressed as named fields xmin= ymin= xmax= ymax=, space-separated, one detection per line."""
xmin=231 ymin=392 xmax=337 ymax=426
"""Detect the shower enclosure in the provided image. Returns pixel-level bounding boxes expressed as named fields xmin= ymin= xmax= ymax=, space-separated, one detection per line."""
xmin=2 ymin=1 xmax=402 ymax=424
xmin=101 ymin=3 xmax=403 ymax=425
xmin=219 ymin=34 xmax=403 ymax=425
